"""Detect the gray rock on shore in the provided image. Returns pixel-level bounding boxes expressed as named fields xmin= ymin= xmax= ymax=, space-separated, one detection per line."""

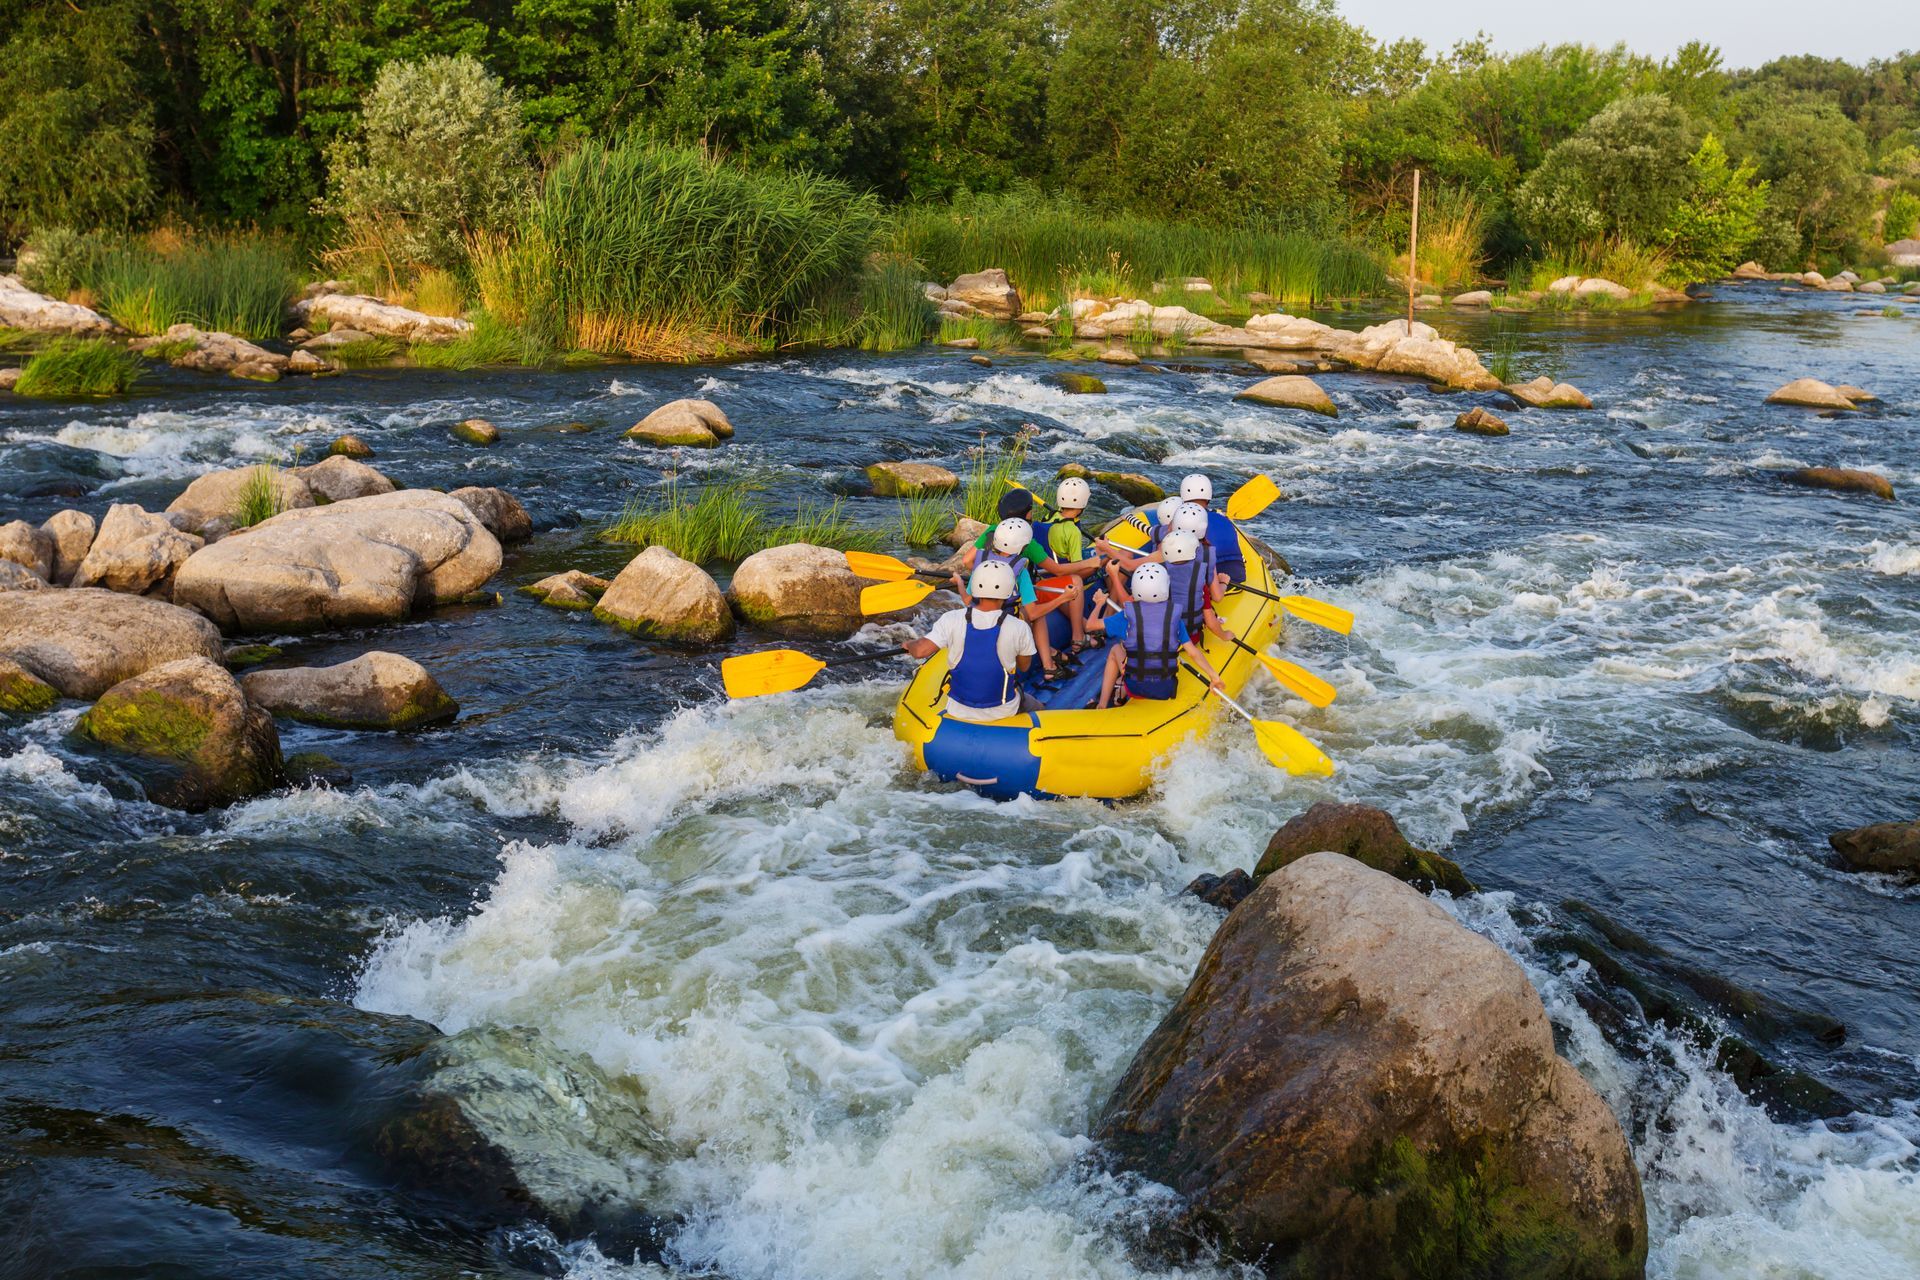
xmin=242 ymin=652 xmax=457 ymax=730
xmin=1096 ymin=852 xmax=1646 ymax=1279
xmin=594 ymin=547 xmax=733 ymax=644
xmin=72 ymin=504 xmax=204 ymax=597
xmin=0 ymin=274 xmax=122 ymax=336
xmin=76 ymin=655 xmax=283 ymax=810
xmin=0 ymin=589 xmax=226 ymax=698
xmin=172 ymin=490 xmax=502 ymax=632
xmin=132 ymin=324 xmax=292 ymax=378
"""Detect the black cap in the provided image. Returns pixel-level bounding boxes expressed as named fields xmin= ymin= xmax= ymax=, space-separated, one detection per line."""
xmin=997 ymin=489 xmax=1034 ymax=519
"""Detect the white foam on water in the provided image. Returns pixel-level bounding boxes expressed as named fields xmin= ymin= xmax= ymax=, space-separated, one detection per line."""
xmin=26 ymin=404 xmax=342 ymax=483
xmin=1863 ymin=541 xmax=1920 ymax=576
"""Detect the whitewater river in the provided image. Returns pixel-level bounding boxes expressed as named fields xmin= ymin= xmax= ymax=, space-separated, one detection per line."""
xmin=2 ymin=285 xmax=1916 ymax=1278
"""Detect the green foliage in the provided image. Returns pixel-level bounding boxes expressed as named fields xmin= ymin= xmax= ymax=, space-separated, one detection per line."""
xmin=1515 ymin=94 xmax=1701 ymax=248
xmin=142 ymin=338 xmax=200 ymax=362
xmin=323 ymin=336 xmax=402 ymax=366
xmin=516 ymin=139 xmax=885 ymax=356
xmin=1728 ymin=88 xmax=1874 ymax=264
xmin=17 ymin=228 xmax=126 ymax=298
xmin=1886 ymin=191 xmax=1920 ymax=241
xmin=14 ymin=338 xmax=144 ymax=397
xmin=406 ymin=311 xmax=554 ymax=369
xmin=0 ymin=4 xmax=155 ymax=244
xmin=959 ymin=429 xmax=1033 ymax=526
xmin=854 ymin=255 xmax=939 ymax=351
xmin=896 ymin=493 xmax=954 ymax=547
xmin=326 ymin=55 xmax=532 ymax=279
xmin=1659 ymin=135 xmax=1770 ymax=280
xmin=602 ymin=476 xmax=878 ymax=563
xmin=937 ymin=315 xmax=1015 ymax=351
xmin=94 ymin=234 xmax=300 ymax=338
xmin=234 ymin=463 xmax=289 ymax=529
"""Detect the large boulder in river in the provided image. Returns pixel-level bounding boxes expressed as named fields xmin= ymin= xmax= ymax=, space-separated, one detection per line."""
xmin=1253 ymin=801 xmax=1474 ymax=895
xmin=1782 ymin=467 xmax=1894 ymax=501
xmin=625 ymin=398 xmax=734 ymax=447
xmin=594 ymin=546 xmax=733 ymax=643
xmin=1097 ymin=853 xmax=1645 ymax=1280
xmin=40 ymin=509 xmax=96 ymax=585
xmin=1235 ymin=374 xmax=1337 ymax=416
xmin=1505 ymin=376 xmax=1594 ymax=410
xmin=0 ymin=519 xmax=55 ymax=581
xmin=166 ymin=464 xmax=316 ymax=533
xmin=71 ymin=504 xmax=203 ymax=596
xmin=945 ymin=269 xmax=1021 ymax=320
xmin=1828 ymin=821 xmax=1920 ymax=878
xmin=242 ymin=651 xmax=457 ymax=730
xmin=0 ymin=589 xmax=224 ymax=698
xmin=0 ymin=273 xmax=122 ymax=336
xmin=172 ymin=490 xmax=503 ymax=632
xmin=1765 ymin=378 xmax=1858 ymax=410
xmin=76 ymin=656 xmax=284 ymax=810
xmin=726 ymin=543 xmax=878 ymax=638
xmin=296 ymin=454 xmax=395 ymax=504
xmin=449 ymin=487 xmax=533 ymax=544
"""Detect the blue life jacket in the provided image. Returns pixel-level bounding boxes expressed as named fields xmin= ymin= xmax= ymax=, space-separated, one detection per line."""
xmin=1164 ymin=545 xmax=1215 ymax=634
xmin=1206 ymin=510 xmax=1246 ymax=583
xmin=946 ymin=608 xmax=1013 ymax=711
xmin=1122 ymin=599 xmax=1179 ymax=698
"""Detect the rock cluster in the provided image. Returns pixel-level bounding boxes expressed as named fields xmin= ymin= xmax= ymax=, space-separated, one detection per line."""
xmin=291 ymin=291 xmax=473 ymax=342
xmin=131 ymin=325 xmax=301 ymax=381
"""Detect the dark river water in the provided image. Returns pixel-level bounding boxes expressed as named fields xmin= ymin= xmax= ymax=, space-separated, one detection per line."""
xmin=2 ymin=285 xmax=1917 ymax=1279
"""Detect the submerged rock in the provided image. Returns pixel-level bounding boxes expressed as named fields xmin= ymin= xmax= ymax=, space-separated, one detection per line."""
xmin=0 ymin=519 xmax=55 ymax=581
xmin=1455 ymin=406 xmax=1510 ymax=436
xmin=375 ymin=1024 xmax=678 ymax=1244
xmin=449 ymin=487 xmax=534 ymax=544
xmin=1182 ymin=868 xmax=1254 ymax=910
xmin=0 ymin=589 xmax=225 ymax=698
xmin=297 ymin=455 xmax=396 ymax=504
xmin=1829 ymin=821 xmax=1920 ymax=877
xmin=625 ymin=398 xmax=733 ymax=448
xmin=166 ymin=465 xmax=316 ymax=533
xmin=76 ymin=656 xmax=283 ymax=809
xmin=242 ymin=652 xmax=457 ymax=730
xmin=866 ymin=461 xmax=959 ymax=497
xmin=596 ymin=547 xmax=733 ymax=644
xmin=451 ymin=417 xmax=500 ymax=446
xmin=1052 ymin=371 xmax=1107 ymax=394
xmin=727 ymin=542 xmax=879 ymax=638
xmin=40 ymin=509 xmax=96 ymax=585
xmin=1096 ymin=853 xmax=1646 ymax=1280
xmin=0 ymin=658 xmax=60 ymax=714
xmin=0 ymin=273 xmax=122 ymax=336
xmin=1236 ymin=374 xmax=1337 ymax=416
xmin=72 ymin=504 xmax=203 ymax=597
xmin=520 ymin=570 xmax=610 ymax=611
xmin=172 ymin=490 xmax=503 ymax=632
xmin=1253 ymin=801 xmax=1474 ymax=894
xmin=1782 ymin=467 xmax=1895 ymax=501
xmin=1766 ymin=378 xmax=1858 ymax=410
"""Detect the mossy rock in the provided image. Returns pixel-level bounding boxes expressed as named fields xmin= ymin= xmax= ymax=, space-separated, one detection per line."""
xmin=866 ymin=461 xmax=960 ymax=498
xmin=1051 ymin=372 xmax=1108 ymax=394
xmin=1253 ymin=801 xmax=1473 ymax=895
xmin=0 ymin=659 xmax=59 ymax=715
xmin=452 ymin=418 xmax=500 ymax=446
xmin=328 ymin=433 xmax=374 ymax=459
xmin=1095 ymin=471 xmax=1164 ymax=504
xmin=223 ymin=644 xmax=283 ymax=669
xmin=76 ymin=657 xmax=283 ymax=810
xmin=285 ymin=751 xmax=354 ymax=789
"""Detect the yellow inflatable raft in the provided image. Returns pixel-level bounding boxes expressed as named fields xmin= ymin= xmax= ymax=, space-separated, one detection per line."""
xmin=892 ymin=513 xmax=1282 ymax=799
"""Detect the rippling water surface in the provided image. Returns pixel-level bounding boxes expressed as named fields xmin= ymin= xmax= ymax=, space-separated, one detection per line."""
xmin=3 ymin=286 xmax=1917 ymax=1278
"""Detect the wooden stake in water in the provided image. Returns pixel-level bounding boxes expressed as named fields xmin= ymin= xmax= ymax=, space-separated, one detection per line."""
xmin=1407 ymin=168 xmax=1421 ymax=331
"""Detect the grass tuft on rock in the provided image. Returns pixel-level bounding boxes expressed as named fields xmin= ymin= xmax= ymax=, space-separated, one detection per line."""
xmin=234 ymin=463 xmax=290 ymax=529
xmin=15 ymin=338 xmax=144 ymax=397
xmin=896 ymin=493 xmax=954 ymax=546
xmin=603 ymin=476 xmax=880 ymax=564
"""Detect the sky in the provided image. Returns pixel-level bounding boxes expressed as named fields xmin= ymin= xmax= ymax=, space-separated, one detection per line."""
xmin=1334 ymin=0 xmax=1909 ymax=69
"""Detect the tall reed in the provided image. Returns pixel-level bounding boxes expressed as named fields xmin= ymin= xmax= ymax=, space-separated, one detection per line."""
xmin=14 ymin=338 xmax=144 ymax=397
xmin=603 ymin=476 xmax=879 ymax=564
xmin=95 ymin=233 xmax=300 ymax=339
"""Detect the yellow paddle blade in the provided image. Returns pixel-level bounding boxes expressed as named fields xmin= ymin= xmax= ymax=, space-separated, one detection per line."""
xmin=860 ymin=578 xmax=936 ymax=615
xmin=1260 ymin=654 xmax=1337 ymax=708
xmin=1251 ymin=719 xmax=1335 ymax=776
xmin=721 ymin=649 xmax=828 ymax=699
xmin=844 ymin=550 xmax=917 ymax=582
xmin=1277 ymin=594 xmax=1354 ymax=635
xmin=1225 ymin=474 xmax=1282 ymax=521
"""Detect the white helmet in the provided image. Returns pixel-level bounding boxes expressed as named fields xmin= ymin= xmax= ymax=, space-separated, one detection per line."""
xmin=969 ymin=560 xmax=1017 ymax=601
xmin=1155 ymin=496 xmax=1184 ymax=527
xmin=1172 ymin=502 xmax=1210 ymax=537
xmin=1160 ymin=530 xmax=1200 ymax=564
xmin=1131 ymin=562 xmax=1171 ymax=603
xmin=991 ymin=517 xmax=1032 ymax=556
xmin=1180 ymin=473 xmax=1213 ymax=503
xmin=1055 ymin=477 xmax=1091 ymax=510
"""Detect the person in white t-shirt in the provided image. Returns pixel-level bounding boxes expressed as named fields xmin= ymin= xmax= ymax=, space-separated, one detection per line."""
xmin=901 ymin=561 xmax=1039 ymax=722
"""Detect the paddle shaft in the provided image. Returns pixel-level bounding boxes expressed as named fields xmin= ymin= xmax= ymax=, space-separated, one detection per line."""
xmin=820 ymin=647 xmax=911 ymax=670
xmin=1183 ymin=662 xmax=1253 ymax=721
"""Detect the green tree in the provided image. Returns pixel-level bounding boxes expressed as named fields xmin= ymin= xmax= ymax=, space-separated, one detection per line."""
xmin=0 ymin=3 xmax=155 ymax=243
xmin=326 ymin=54 xmax=533 ymax=273
xmin=1728 ymin=87 xmax=1872 ymax=263
xmin=1885 ymin=191 xmax=1920 ymax=241
xmin=1514 ymin=93 xmax=1700 ymax=248
xmin=1658 ymin=134 xmax=1768 ymax=278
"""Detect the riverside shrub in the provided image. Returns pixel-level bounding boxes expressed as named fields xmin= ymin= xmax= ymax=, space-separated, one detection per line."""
xmin=1659 ymin=135 xmax=1770 ymax=282
xmin=1515 ymin=94 xmax=1701 ymax=249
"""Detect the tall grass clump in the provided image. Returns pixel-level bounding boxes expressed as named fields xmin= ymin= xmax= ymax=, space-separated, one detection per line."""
xmin=1391 ymin=188 xmax=1488 ymax=290
xmin=853 ymin=254 xmax=938 ymax=351
xmin=513 ymin=140 xmax=885 ymax=358
xmin=937 ymin=314 xmax=1015 ymax=351
xmin=14 ymin=338 xmax=143 ymax=397
xmin=960 ymin=429 xmax=1034 ymax=525
xmin=1529 ymin=237 xmax=1674 ymax=295
xmin=897 ymin=493 xmax=954 ymax=546
xmin=234 ymin=463 xmax=289 ymax=529
xmin=602 ymin=476 xmax=880 ymax=564
xmin=17 ymin=227 xmax=125 ymax=299
xmin=407 ymin=311 xmax=553 ymax=369
xmin=95 ymin=232 xmax=300 ymax=339
xmin=897 ymin=191 xmax=1385 ymax=310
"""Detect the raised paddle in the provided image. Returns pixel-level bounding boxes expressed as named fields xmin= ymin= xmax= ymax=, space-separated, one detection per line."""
xmin=722 ymin=646 xmax=904 ymax=699
xmin=1182 ymin=662 xmax=1334 ymax=777
xmin=1225 ymin=636 xmax=1337 ymax=708
xmin=860 ymin=573 xmax=1079 ymax=615
xmin=1224 ymin=474 xmax=1282 ymax=522
xmin=1226 ymin=582 xmax=1355 ymax=635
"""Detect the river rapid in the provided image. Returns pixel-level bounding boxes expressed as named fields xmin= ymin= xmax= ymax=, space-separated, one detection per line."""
xmin=2 ymin=285 xmax=1917 ymax=1279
